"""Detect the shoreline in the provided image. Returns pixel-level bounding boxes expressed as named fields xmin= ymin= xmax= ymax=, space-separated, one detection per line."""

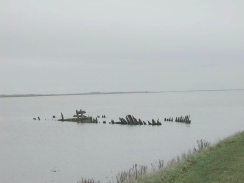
xmin=1 ymin=89 xmax=243 ymax=98
xmin=127 ymin=131 xmax=244 ymax=183
xmin=79 ymin=131 xmax=244 ymax=183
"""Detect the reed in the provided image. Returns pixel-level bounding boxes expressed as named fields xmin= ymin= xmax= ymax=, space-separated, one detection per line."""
xmin=77 ymin=178 xmax=101 ymax=183
xmin=116 ymin=164 xmax=148 ymax=183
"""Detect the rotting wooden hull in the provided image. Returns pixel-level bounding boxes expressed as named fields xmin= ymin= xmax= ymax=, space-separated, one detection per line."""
xmin=58 ymin=117 xmax=98 ymax=123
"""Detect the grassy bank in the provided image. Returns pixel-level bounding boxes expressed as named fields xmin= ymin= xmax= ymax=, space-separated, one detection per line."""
xmin=79 ymin=131 xmax=244 ymax=183
xmin=130 ymin=131 xmax=244 ymax=183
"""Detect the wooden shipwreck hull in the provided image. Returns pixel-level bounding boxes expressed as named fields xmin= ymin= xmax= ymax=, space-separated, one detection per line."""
xmin=56 ymin=109 xmax=191 ymax=125
xmin=58 ymin=110 xmax=98 ymax=123
xmin=111 ymin=115 xmax=162 ymax=125
xmin=58 ymin=117 xmax=98 ymax=123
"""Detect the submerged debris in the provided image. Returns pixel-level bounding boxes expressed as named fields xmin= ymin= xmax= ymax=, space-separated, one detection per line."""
xmin=175 ymin=115 xmax=191 ymax=124
xmin=58 ymin=109 xmax=98 ymax=123
xmin=165 ymin=117 xmax=173 ymax=122
xmin=52 ymin=108 xmax=192 ymax=125
xmin=111 ymin=115 xmax=162 ymax=126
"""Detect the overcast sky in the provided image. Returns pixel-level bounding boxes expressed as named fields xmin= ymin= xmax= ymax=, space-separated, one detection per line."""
xmin=1 ymin=0 xmax=244 ymax=94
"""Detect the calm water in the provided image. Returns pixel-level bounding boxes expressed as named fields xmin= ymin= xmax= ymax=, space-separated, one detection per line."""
xmin=0 ymin=91 xmax=244 ymax=183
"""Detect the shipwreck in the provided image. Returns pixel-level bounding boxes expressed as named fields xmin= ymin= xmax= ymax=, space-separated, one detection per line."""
xmin=58 ymin=109 xmax=98 ymax=123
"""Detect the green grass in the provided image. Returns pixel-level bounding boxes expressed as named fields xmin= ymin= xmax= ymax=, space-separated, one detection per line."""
xmin=131 ymin=131 xmax=244 ymax=183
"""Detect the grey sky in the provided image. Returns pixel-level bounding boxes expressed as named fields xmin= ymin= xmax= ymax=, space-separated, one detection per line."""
xmin=1 ymin=0 xmax=244 ymax=94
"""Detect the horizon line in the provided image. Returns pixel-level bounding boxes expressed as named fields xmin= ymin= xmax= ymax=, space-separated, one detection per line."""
xmin=0 ymin=89 xmax=244 ymax=98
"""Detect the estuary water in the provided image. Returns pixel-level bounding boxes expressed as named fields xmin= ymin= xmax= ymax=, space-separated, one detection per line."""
xmin=0 ymin=91 xmax=244 ymax=183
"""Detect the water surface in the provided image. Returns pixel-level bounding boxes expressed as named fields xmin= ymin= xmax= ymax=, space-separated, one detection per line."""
xmin=0 ymin=91 xmax=243 ymax=183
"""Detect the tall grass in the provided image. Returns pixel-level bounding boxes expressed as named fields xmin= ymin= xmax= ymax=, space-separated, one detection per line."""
xmin=77 ymin=178 xmax=101 ymax=183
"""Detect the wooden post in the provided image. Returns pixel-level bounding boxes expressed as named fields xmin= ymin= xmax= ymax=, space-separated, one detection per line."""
xmin=61 ymin=113 xmax=64 ymax=121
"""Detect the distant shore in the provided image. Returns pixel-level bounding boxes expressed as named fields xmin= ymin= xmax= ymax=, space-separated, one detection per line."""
xmin=0 ymin=89 xmax=243 ymax=98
